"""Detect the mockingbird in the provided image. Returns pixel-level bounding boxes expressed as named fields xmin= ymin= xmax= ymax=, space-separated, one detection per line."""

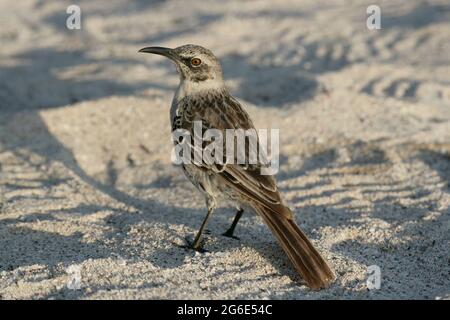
xmin=139 ymin=44 xmax=334 ymax=289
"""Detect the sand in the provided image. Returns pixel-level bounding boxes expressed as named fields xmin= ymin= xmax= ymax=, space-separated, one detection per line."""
xmin=0 ymin=0 xmax=449 ymax=299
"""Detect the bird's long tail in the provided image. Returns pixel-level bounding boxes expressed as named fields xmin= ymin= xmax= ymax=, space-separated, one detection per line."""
xmin=254 ymin=205 xmax=335 ymax=289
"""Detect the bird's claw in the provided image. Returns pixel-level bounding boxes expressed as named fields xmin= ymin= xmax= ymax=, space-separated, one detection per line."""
xmin=222 ymin=231 xmax=240 ymax=240
xmin=179 ymin=236 xmax=208 ymax=253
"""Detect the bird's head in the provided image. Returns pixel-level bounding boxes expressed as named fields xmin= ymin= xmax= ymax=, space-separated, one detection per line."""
xmin=139 ymin=44 xmax=224 ymax=93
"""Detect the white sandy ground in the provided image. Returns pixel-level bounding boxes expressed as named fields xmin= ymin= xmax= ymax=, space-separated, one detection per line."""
xmin=0 ymin=0 xmax=450 ymax=299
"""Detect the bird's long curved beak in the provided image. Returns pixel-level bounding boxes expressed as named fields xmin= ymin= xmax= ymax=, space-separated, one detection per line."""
xmin=138 ymin=46 xmax=178 ymax=61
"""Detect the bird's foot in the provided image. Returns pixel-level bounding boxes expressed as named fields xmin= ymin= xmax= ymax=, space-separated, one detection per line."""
xmin=222 ymin=230 xmax=240 ymax=240
xmin=179 ymin=236 xmax=208 ymax=253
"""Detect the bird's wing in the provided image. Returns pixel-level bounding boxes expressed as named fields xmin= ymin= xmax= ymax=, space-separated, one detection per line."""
xmin=177 ymin=92 xmax=291 ymax=218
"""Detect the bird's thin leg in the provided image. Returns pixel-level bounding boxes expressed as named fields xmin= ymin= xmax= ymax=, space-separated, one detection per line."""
xmin=222 ymin=209 xmax=244 ymax=239
xmin=181 ymin=198 xmax=216 ymax=252
xmin=191 ymin=207 xmax=213 ymax=250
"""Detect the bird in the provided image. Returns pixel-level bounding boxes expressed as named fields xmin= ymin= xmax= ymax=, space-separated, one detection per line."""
xmin=139 ymin=44 xmax=335 ymax=289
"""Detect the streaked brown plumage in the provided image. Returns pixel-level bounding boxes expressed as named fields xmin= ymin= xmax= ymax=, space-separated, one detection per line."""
xmin=139 ymin=44 xmax=335 ymax=289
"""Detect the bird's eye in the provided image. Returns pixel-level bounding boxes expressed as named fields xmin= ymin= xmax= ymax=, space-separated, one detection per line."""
xmin=191 ymin=58 xmax=202 ymax=66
